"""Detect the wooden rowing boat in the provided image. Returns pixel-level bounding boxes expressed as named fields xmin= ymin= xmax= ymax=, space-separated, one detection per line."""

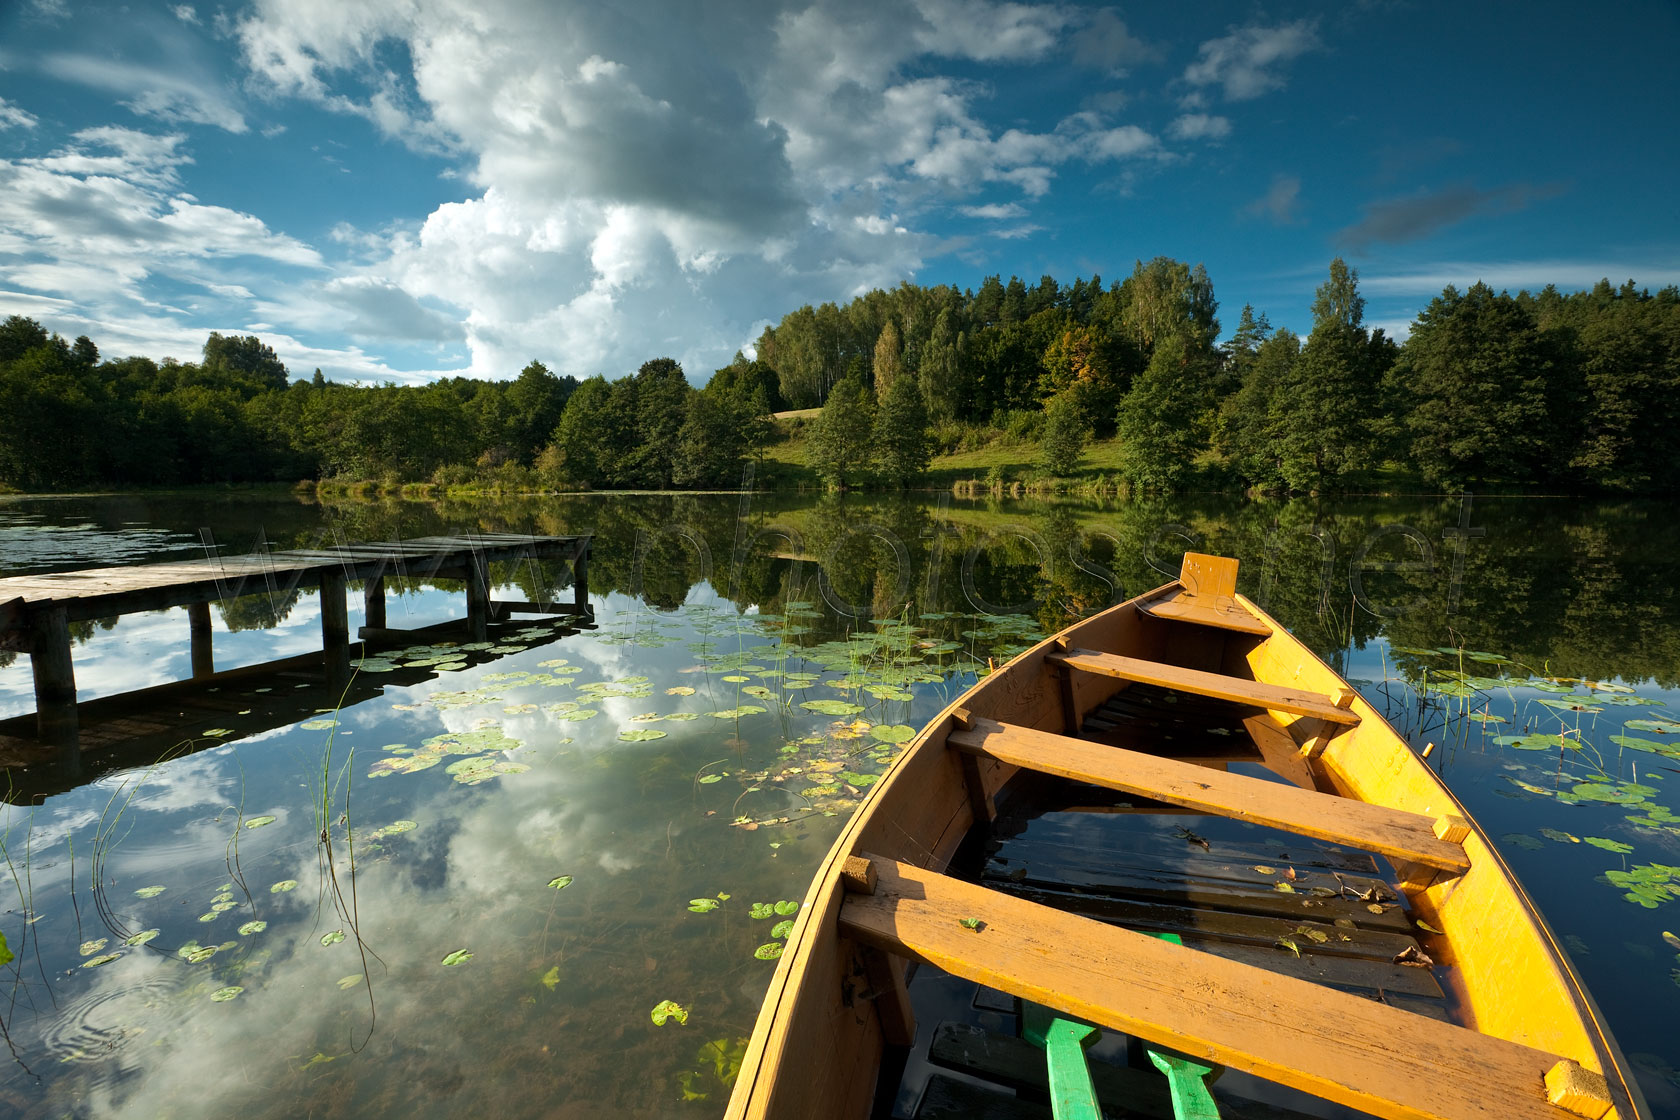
xmin=726 ymin=553 xmax=1649 ymax=1120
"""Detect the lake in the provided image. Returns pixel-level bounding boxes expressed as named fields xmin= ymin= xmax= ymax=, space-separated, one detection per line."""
xmin=1 ymin=490 xmax=1678 ymax=1117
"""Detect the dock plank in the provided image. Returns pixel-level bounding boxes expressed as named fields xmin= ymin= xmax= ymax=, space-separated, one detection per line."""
xmin=842 ymin=856 xmax=1586 ymax=1120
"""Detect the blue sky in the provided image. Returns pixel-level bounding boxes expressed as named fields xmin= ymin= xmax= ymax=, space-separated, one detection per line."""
xmin=0 ymin=0 xmax=1676 ymax=385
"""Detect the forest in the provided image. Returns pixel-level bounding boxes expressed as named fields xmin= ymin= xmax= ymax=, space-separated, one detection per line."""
xmin=1 ymin=257 xmax=1675 ymax=494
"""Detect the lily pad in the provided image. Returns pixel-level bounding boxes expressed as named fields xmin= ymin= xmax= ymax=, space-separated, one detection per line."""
xmin=618 ymin=729 xmax=668 ymax=742
xmin=321 ymin=930 xmax=346 ymax=946
xmin=239 ymin=921 xmax=268 ymax=935
xmin=125 ymin=929 xmax=161 ymax=946
xmin=1585 ymin=837 xmax=1635 ymax=854
xmin=1627 ymin=720 xmax=1680 ymax=735
xmin=688 ymin=898 xmax=720 ymax=913
xmin=337 ymin=974 xmax=364 ymax=990
xmin=441 ymin=949 xmax=473 ymax=966
xmin=210 ymin=986 xmax=244 ymax=1002
xmin=749 ymin=902 xmax=775 ymax=919
xmin=548 ymin=875 xmax=574 ymax=890
xmin=651 ymin=999 xmax=688 ymax=1026
xmin=134 ymin=885 xmax=167 ymax=898
xmin=554 ymin=709 xmax=599 ymax=722
xmin=244 ymin=815 xmax=276 ymax=829
xmin=271 ymin=879 xmax=298 ymax=894
xmin=771 ymin=919 xmax=794 ymax=938
xmin=301 ymin=719 xmax=338 ymax=731
xmin=800 ymin=700 xmax=865 ymax=716
xmin=1612 ymin=736 xmax=1679 ymax=755
xmin=753 ymin=942 xmax=784 ymax=960
xmin=1500 ymin=833 xmax=1545 ymax=851
xmin=869 ymin=724 xmax=916 ymax=744
xmin=666 ymin=686 xmax=696 ymax=696
xmin=81 ymin=953 xmax=122 ymax=968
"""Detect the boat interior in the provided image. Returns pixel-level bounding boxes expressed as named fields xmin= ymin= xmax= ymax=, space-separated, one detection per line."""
xmin=733 ymin=553 xmax=1639 ymax=1120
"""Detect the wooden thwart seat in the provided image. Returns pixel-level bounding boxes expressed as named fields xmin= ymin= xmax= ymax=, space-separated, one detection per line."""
xmin=1137 ymin=588 xmax=1272 ymax=636
xmin=840 ymin=856 xmax=1599 ymax=1120
xmin=1049 ymin=649 xmax=1360 ymax=726
xmin=948 ymin=717 xmax=1469 ymax=873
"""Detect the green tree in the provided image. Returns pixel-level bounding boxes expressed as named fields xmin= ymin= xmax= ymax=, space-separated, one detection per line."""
xmin=1214 ymin=328 xmax=1298 ymax=488
xmin=1269 ymin=259 xmax=1378 ymax=490
xmin=872 ymin=319 xmax=904 ymax=401
xmin=872 ymin=372 xmax=931 ymax=486
xmin=1038 ymin=390 xmax=1088 ymax=476
xmin=1398 ymin=282 xmax=1561 ymax=487
xmin=1114 ymin=333 xmax=1213 ymax=489
xmin=202 ymin=332 xmax=288 ymax=393
xmin=627 ymin=358 xmax=692 ymax=488
xmin=672 ymin=389 xmax=747 ymax=488
xmin=805 ymin=376 xmax=875 ymax=489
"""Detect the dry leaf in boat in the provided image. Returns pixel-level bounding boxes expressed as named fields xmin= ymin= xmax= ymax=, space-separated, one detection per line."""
xmin=1333 ymin=918 xmax=1357 ymax=929
xmin=1416 ymin=919 xmax=1444 ymax=935
xmin=1295 ymin=926 xmax=1330 ymax=944
xmin=1285 ymin=867 xmax=1299 ymax=881
xmin=1393 ymin=946 xmax=1435 ymax=968
xmin=1175 ymin=826 xmax=1211 ymax=851
xmin=1253 ymin=865 xmax=1276 ymax=875
xmin=959 ymin=918 xmax=986 ymax=932
xmin=1273 ymin=882 xmax=1297 ymax=894
xmin=1275 ymin=937 xmax=1301 ymax=958
xmin=1366 ymin=903 xmax=1388 ymax=914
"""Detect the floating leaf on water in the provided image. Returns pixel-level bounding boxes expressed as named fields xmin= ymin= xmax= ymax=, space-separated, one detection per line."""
xmin=1627 ymin=720 xmax=1680 ymax=735
xmin=1539 ymin=828 xmax=1581 ymax=844
xmin=688 ymin=898 xmax=720 ymax=913
xmin=554 ymin=709 xmax=599 ymax=722
xmin=651 ymin=999 xmax=689 ymax=1025
xmin=186 ymin=946 xmax=217 ymax=963
xmin=749 ymin=903 xmax=775 ymax=920
xmin=1612 ymin=735 xmax=1680 ymax=756
xmin=773 ymin=900 xmax=798 ymax=916
xmin=721 ymin=675 xmax=750 ymax=683
xmin=198 ymin=912 xmax=221 ymax=923
xmin=1468 ymin=711 xmax=1507 ymax=724
xmin=441 ymin=949 xmax=473 ymax=967
xmin=799 ymin=699 xmax=865 ymax=716
xmin=210 ymin=986 xmax=244 ymax=1002
xmin=548 ymin=876 xmax=574 ymax=890
xmin=667 ymin=686 xmax=696 ymax=696
xmin=244 ymin=815 xmax=276 ymax=829
xmin=1585 ymin=837 xmax=1635 ymax=854
xmin=125 ymin=929 xmax=161 ymax=947
xmin=382 ymin=820 xmax=419 ymax=835
xmin=134 ymin=885 xmax=167 ymax=898
xmin=81 ymin=952 xmax=122 ymax=968
xmin=1500 ymin=833 xmax=1545 ymax=851
xmin=271 ymin=879 xmax=298 ymax=894
xmin=239 ymin=921 xmax=267 ymax=936
xmin=619 ymin=729 xmax=668 ymax=742
xmin=869 ymin=724 xmax=916 ymax=744
xmin=1572 ymin=782 xmax=1657 ymax=804
xmin=321 ymin=930 xmax=346 ymax=946
xmin=753 ymin=942 xmax=784 ymax=960
xmin=771 ymin=919 xmax=794 ymax=938
xmin=698 ymin=774 xmax=723 ymax=784
xmin=78 ymin=938 xmax=109 ymax=956
xmin=1663 ymin=931 xmax=1680 ymax=952
xmin=707 ymin=706 xmax=767 ymax=719
xmin=300 ymin=719 xmax=338 ymax=731
xmin=337 ymin=974 xmax=363 ymax=990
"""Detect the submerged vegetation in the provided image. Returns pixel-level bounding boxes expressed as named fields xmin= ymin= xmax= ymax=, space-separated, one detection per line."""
xmin=3 ymin=258 xmax=1676 ymax=495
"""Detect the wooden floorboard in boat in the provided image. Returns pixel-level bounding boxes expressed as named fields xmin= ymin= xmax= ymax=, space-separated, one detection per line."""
xmin=927 ymin=1023 xmax=1330 ymax=1120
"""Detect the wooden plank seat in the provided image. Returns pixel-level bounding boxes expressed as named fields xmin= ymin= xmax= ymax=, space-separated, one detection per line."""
xmin=1137 ymin=587 xmax=1272 ymax=636
xmin=841 ymin=856 xmax=1590 ymax=1120
xmin=948 ymin=717 xmax=1469 ymax=874
xmin=1049 ymin=649 xmax=1360 ymax=726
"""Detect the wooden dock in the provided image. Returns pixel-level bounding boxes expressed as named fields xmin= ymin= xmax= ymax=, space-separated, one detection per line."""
xmin=0 ymin=533 xmax=590 ymax=764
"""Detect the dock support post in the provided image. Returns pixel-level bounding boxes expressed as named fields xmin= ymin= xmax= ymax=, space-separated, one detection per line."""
xmin=188 ymin=601 xmax=214 ymax=679
xmin=573 ymin=541 xmax=589 ymax=614
xmin=320 ymin=571 xmax=350 ymax=687
xmin=364 ymin=576 xmax=387 ymax=631
xmin=465 ymin=553 xmax=490 ymax=642
xmin=31 ymin=604 xmax=80 ymax=760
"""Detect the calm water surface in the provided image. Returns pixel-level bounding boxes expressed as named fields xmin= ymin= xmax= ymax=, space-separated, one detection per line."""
xmin=1 ymin=491 xmax=1678 ymax=1117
